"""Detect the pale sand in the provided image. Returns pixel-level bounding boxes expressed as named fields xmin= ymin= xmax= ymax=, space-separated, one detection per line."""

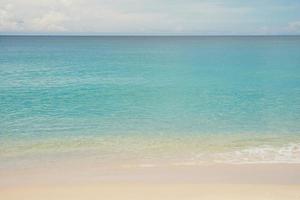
xmin=1 ymin=184 xmax=300 ymax=200
xmin=1 ymin=164 xmax=300 ymax=199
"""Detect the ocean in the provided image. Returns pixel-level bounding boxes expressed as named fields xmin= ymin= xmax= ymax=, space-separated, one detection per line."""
xmin=1 ymin=36 xmax=300 ymax=167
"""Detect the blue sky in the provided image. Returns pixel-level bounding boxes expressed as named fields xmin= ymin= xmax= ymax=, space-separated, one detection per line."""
xmin=0 ymin=0 xmax=300 ymax=35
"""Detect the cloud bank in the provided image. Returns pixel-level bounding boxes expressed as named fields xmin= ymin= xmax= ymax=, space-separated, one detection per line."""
xmin=0 ymin=0 xmax=300 ymax=34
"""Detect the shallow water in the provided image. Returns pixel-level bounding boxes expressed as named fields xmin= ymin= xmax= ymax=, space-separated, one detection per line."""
xmin=1 ymin=36 xmax=300 ymax=165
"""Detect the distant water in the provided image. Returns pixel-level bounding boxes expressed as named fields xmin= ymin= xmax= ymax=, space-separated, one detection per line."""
xmin=0 ymin=36 xmax=300 ymax=167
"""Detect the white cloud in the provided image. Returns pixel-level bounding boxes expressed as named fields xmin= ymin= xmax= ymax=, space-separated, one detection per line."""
xmin=287 ymin=21 xmax=300 ymax=33
xmin=258 ymin=21 xmax=300 ymax=35
xmin=0 ymin=0 xmax=71 ymax=32
xmin=30 ymin=11 xmax=68 ymax=32
xmin=0 ymin=0 xmax=171 ymax=33
xmin=0 ymin=4 xmax=23 ymax=31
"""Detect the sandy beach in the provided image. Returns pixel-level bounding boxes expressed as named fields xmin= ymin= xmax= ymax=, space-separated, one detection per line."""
xmin=2 ymin=184 xmax=300 ymax=200
xmin=1 ymin=164 xmax=300 ymax=200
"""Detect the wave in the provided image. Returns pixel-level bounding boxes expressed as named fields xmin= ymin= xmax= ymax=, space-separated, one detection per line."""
xmin=125 ymin=143 xmax=300 ymax=168
xmin=194 ymin=143 xmax=300 ymax=164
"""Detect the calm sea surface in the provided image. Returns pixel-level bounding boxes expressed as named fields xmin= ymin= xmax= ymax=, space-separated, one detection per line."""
xmin=1 ymin=36 xmax=300 ymax=166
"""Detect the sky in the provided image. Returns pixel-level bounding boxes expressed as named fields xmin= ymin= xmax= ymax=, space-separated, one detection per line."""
xmin=1 ymin=0 xmax=300 ymax=35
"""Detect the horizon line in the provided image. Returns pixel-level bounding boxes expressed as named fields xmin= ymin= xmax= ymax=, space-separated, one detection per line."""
xmin=1 ymin=34 xmax=300 ymax=37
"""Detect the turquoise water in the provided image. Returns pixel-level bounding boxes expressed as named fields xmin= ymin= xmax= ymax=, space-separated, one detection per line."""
xmin=1 ymin=36 xmax=300 ymax=165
